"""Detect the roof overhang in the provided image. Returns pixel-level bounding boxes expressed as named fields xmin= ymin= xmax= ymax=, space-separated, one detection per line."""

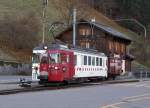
xmin=56 ymin=19 xmax=132 ymax=44
xmin=79 ymin=20 xmax=132 ymax=43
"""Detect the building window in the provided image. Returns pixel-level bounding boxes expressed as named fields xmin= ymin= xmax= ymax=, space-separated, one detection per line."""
xmin=86 ymin=29 xmax=90 ymax=35
xmin=86 ymin=42 xmax=90 ymax=48
xmin=79 ymin=29 xmax=86 ymax=35
xmin=115 ymin=41 xmax=119 ymax=53
xmin=80 ymin=41 xmax=90 ymax=48
xmin=79 ymin=28 xmax=91 ymax=36
xmin=80 ymin=42 xmax=86 ymax=48
xmin=121 ymin=43 xmax=125 ymax=53
xmin=109 ymin=41 xmax=113 ymax=51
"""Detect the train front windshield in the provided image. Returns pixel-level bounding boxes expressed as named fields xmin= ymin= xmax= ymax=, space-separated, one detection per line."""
xmin=49 ymin=53 xmax=60 ymax=64
xmin=41 ymin=56 xmax=49 ymax=64
xmin=32 ymin=53 xmax=40 ymax=63
xmin=49 ymin=53 xmax=69 ymax=64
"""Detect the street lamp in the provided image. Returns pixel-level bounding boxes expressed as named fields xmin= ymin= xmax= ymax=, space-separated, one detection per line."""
xmin=113 ymin=18 xmax=147 ymax=38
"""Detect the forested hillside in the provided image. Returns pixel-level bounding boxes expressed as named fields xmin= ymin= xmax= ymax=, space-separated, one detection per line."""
xmin=92 ymin=0 xmax=150 ymax=68
xmin=114 ymin=0 xmax=150 ymax=68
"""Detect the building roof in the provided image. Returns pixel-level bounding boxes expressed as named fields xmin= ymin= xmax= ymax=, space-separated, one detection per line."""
xmin=80 ymin=19 xmax=132 ymax=42
xmin=56 ymin=19 xmax=132 ymax=43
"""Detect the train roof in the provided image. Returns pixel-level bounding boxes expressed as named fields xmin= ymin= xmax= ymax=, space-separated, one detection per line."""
xmin=33 ymin=43 xmax=68 ymax=50
xmin=33 ymin=43 xmax=106 ymax=56
xmin=33 ymin=43 xmax=49 ymax=50
xmin=71 ymin=48 xmax=106 ymax=57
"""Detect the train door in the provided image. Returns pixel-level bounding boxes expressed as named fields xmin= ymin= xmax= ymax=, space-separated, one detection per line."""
xmin=73 ymin=53 xmax=82 ymax=78
xmin=48 ymin=53 xmax=62 ymax=81
xmin=121 ymin=60 xmax=126 ymax=75
xmin=48 ymin=51 xmax=74 ymax=82
xmin=108 ymin=56 xmax=122 ymax=78
xmin=108 ymin=57 xmax=117 ymax=77
xmin=32 ymin=50 xmax=46 ymax=81
xmin=60 ymin=52 xmax=74 ymax=81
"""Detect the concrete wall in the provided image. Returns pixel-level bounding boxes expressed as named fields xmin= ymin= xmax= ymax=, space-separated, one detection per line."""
xmin=0 ymin=63 xmax=31 ymax=75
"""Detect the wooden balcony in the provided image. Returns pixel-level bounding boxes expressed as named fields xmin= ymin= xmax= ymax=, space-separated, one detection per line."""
xmin=79 ymin=35 xmax=97 ymax=41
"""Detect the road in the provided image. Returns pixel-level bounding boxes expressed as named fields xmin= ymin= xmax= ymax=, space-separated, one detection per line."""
xmin=0 ymin=81 xmax=149 ymax=108
xmin=0 ymin=76 xmax=31 ymax=83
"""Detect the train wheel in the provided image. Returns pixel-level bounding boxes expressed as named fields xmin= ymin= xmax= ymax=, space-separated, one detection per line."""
xmin=38 ymin=80 xmax=43 ymax=85
xmin=38 ymin=79 xmax=48 ymax=85
xmin=63 ymin=80 xmax=69 ymax=85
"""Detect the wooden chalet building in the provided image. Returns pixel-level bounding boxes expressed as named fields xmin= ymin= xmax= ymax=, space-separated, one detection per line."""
xmin=56 ymin=19 xmax=134 ymax=74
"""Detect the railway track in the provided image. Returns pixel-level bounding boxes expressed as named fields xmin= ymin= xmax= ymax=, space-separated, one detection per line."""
xmin=0 ymin=79 xmax=139 ymax=95
xmin=0 ymin=83 xmax=99 ymax=95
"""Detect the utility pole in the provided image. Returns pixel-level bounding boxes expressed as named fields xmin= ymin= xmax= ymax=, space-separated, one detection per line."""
xmin=42 ymin=0 xmax=48 ymax=43
xmin=73 ymin=8 xmax=76 ymax=47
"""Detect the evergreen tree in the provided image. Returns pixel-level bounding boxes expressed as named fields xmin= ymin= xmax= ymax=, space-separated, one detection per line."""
xmin=120 ymin=0 xmax=150 ymax=26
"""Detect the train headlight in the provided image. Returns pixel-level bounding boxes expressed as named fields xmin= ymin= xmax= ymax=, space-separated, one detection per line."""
xmin=54 ymin=66 xmax=59 ymax=70
xmin=43 ymin=46 xmax=48 ymax=50
xmin=62 ymin=67 xmax=67 ymax=72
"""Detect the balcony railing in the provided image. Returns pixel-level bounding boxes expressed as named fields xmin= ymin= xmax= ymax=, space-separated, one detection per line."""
xmin=79 ymin=35 xmax=97 ymax=40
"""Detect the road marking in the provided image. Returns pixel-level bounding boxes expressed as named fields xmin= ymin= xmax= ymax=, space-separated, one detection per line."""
xmin=127 ymin=96 xmax=150 ymax=102
xmin=135 ymin=84 xmax=147 ymax=87
xmin=126 ymin=83 xmax=138 ymax=86
xmin=124 ymin=93 xmax=150 ymax=100
xmin=113 ymin=83 xmax=138 ymax=87
xmin=113 ymin=83 xmax=150 ymax=89
xmin=101 ymin=102 xmax=125 ymax=108
xmin=101 ymin=93 xmax=150 ymax=108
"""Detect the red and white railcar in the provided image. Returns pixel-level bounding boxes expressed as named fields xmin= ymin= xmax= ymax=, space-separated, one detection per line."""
xmin=108 ymin=54 xmax=123 ymax=79
xmin=37 ymin=44 xmax=108 ymax=83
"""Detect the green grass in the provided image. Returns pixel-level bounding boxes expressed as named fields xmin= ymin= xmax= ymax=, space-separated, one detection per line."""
xmin=0 ymin=0 xmax=59 ymax=20
xmin=0 ymin=0 xmax=61 ymax=42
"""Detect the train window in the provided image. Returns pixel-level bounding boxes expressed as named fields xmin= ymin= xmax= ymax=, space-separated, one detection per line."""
xmin=66 ymin=55 xmax=69 ymax=63
xmin=99 ymin=58 xmax=102 ymax=66
xmin=96 ymin=57 xmax=99 ymax=66
xmin=81 ymin=55 xmax=84 ymax=65
xmin=41 ymin=56 xmax=48 ymax=64
xmin=103 ymin=60 xmax=105 ymax=67
xmin=84 ymin=56 xmax=87 ymax=65
xmin=92 ymin=57 xmax=95 ymax=66
xmin=49 ymin=53 xmax=60 ymax=64
xmin=32 ymin=53 xmax=40 ymax=63
xmin=88 ymin=56 xmax=91 ymax=66
xmin=74 ymin=55 xmax=77 ymax=65
xmin=60 ymin=53 xmax=69 ymax=64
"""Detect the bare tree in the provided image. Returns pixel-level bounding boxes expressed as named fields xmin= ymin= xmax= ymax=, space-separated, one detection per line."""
xmin=51 ymin=0 xmax=90 ymax=25
xmin=0 ymin=12 xmax=40 ymax=50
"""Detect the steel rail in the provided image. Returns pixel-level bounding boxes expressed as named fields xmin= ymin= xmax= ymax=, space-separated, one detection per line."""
xmin=0 ymin=79 xmax=139 ymax=95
